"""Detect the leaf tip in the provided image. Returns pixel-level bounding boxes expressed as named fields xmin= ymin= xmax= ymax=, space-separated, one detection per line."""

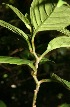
xmin=57 ymin=0 xmax=68 ymax=7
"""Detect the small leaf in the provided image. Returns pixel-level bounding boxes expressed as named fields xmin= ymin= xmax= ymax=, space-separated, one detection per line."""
xmin=40 ymin=57 xmax=54 ymax=64
xmin=47 ymin=36 xmax=70 ymax=54
xmin=3 ymin=3 xmax=31 ymax=31
xmin=0 ymin=20 xmax=28 ymax=41
xmin=0 ymin=56 xmax=36 ymax=71
xmin=51 ymin=73 xmax=70 ymax=90
xmin=0 ymin=100 xmax=7 ymax=107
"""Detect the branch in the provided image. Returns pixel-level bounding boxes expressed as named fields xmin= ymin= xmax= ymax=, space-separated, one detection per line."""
xmin=32 ymin=82 xmax=40 ymax=107
xmin=40 ymin=79 xmax=52 ymax=84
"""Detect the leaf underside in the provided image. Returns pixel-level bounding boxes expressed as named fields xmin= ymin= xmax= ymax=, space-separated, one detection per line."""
xmin=51 ymin=73 xmax=70 ymax=90
xmin=40 ymin=36 xmax=70 ymax=62
xmin=30 ymin=0 xmax=70 ymax=34
xmin=47 ymin=36 xmax=70 ymax=53
xmin=0 ymin=56 xmax=36 ymax=71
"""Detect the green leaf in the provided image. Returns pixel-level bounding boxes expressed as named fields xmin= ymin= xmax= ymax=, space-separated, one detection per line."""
xmin=47 ymin=36 xmax=70 ymax=53
xmin=0 ymin=56 xmax=36 ymax=71
xmin=60 ymin=103 xmax=70 ymax=107
xmin=30 ymin=0 xmax=55 ymax=30
xmin=30 ymin=0 xmax=70 ymax=34
xmin=51 ymin=73 xmax=70 ymax=90
xmin=40 ymin=57 xmax=54 ymax=64
xmin=57 ymin=0 xmax=68 ymax=7
xmin=40 ymin=36 xmax=70 ymax=61
xmin=58 ymin=28 xmax=70 ymax=37
xmin=0 ymin=100 xmax=7 ymax=107
xmin=0 ymin=20 xmax=28 ymax=41
xmin=3 ymin=3 xmax=31 ymax=31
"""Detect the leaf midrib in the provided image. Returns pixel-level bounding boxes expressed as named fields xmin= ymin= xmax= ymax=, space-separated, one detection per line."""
xmin=33 ymin=3 xmax=57 ymax=35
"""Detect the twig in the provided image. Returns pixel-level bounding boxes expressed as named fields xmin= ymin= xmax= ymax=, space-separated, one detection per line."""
xmin=40 ymin=79 xmax=52 ymax=84
xmin=32 ymin=80 xmax=40 ymax=107
xmin=0 ymin=64 xmax=11 ymax=72
xmin=9 ymin=48 xmax=23 ymax=56
xmin=32 ymin=77 xmax=52 ymax=107
xmin=33 ymin=84 xmax=40 ymax=107
xmin=31 ymin=28 xmax=52 ymax=107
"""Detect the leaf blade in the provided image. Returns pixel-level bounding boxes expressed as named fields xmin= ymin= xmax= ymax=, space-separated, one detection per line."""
xmin=3 ymin=3 xmax=31 ymax=30
xmin=0 ymin=56 xmax=36 ymax=71
xmin=38 ymin=5 xmax=70 ymax=31
xmin=0 ymin=20 xmax=28 ymax=40
xmin=51 ymin=73 xmax=70 ymax=90
xmin=40 ymin=36 xmax=70 ymax=61
xmin=30 ymin=0 xmax=70 ymax=34
xmin=30 ymin=0 xmax=55 ymax=30
xmin=47 ymin=36 xmax=70 ymax=53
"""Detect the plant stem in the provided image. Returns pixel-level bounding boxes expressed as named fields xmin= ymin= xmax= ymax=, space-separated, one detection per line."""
xmin=31 ymin=36 xmax=40 ymax=75
xmin=31 ymin=32 xmax=36 ymax=53
xmin=27 ymin=40 xmax=32 ymax=52
xmin=39 ymin=50 xmax=49 ymax=61
xmin=32 ymin=81 xmax=40 ymax=107
xmin=31 ymin=71 xmax=40 ymax=107
xmin=40 ymin=79 xmax=52 ymax=84
xmin=31 ymin=29 xmax=52 ymax=107
xmin=31 ymin=30 xmax=38 ymax=57
xmin=32 ymin=77 xmax=52 ymax=107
